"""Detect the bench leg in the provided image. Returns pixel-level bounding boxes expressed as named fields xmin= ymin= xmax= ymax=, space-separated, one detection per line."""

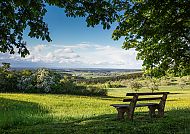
xmin=127 ymin=107 xmax=135 ymax=120
xmin=158 ymin=102 xmax=166 ymax=117
xmin=116 ymin=108 xmax=128 ymax=120
xmin=148 ymin=106 xmax=156 ymax=118
xmin=158 ymin=93 xmax=167 ymax=117
xmin=158 ymin=107 xmax=164 ymax=117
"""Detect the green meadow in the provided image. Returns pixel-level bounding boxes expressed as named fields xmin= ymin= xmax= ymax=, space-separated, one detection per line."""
xmin=0 ymin=86 xmax=190 ymax=134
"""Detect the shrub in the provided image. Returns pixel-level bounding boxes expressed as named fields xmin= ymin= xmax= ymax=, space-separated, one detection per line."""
xmin=51 ymin=77 xmax=107 ymax=96
xmin=35 ymin=69 xmax=56 ymax=93
xmin=21 ymin=69 xmax=32 ymax=76
xmin=104 ymin=81 xmax=125 ymax=88
xmin=185 ymin=76 xmax=190 ymax=85
xmin=1 ymin=63 xmax=107 ymax=96
xmin=17 ymin=74 xmax=36 ymax=92
xmin=147 ymin=79 xmax=160 ymax=93
xmin=178 ymin=82 xmax=186 ymax=89
xmin=52 ymin=75 xmax=77 ymax=94
xmin=160 ymin=76 xmax=172 ymax=86
xmin=17 ymin=68 xmax=60 ymax=93
xmin=85 ymin=85 xmax=107 ymax=96
xmin=128 ymin=80 xmax=143 ymax=92
xmin=178 ymin=77 xmax=187 ymax=89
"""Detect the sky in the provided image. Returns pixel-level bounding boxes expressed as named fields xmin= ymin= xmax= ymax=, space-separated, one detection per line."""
xmin=0 ymin=5 xmax=142 ymax=69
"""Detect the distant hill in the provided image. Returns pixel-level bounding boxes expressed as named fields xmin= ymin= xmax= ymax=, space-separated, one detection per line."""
xmin=12 ymin=67 xmax=141 ymax=73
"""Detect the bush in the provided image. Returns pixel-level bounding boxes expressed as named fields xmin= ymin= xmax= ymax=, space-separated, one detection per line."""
xmin=85 ymin=86 xmax=107 ymax=96
xmin=17 ymin=68 xmax=60 ymax=93
xmin=71 ymin=82 xmax=107 ymax=96
xmin=147 ymin=78 xmax=160 ymax=93
xmin=44 ymin=76 xmax=107 ymax=96
xmin=51 ymin=75 xmax=77 ymax=94
xmin=104 ymin=81 xmax=124 ymax=88
xmin=1 ymin=63 xmax=107 ymax=96
xmin=160 ymin=76 xmax=172 ymax=86
xmin=178 ymin=77 xmax=187 ymax=89
xmin=17 ymin=74 xmax=36 ymax=92
xmin=128 ymin=80 xmax=143 ymax=92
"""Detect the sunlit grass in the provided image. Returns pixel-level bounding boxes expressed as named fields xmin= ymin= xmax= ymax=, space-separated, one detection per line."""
xmin=0 ymin=86 xmax=190 ymax=133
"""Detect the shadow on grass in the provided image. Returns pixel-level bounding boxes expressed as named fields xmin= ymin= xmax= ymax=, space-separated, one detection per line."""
xmin=0 ymin=98 xmax=51 ymax=130
xmin=5 ymin=108 xmax=190 ymax=134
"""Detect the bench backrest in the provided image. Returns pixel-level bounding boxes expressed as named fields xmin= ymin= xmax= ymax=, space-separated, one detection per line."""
xmin=123 ymin=92 xmax=169 ymax=105
xmin=126 ymin=92 xmax=169 ymax=96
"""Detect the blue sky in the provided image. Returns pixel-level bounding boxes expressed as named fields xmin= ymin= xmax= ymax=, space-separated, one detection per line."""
xmin=0 ymin=6 xmax=142 ymax=69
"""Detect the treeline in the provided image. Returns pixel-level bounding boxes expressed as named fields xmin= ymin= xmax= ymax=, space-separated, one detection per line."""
xmin=0 ymin=63 xmax=107 ymax=96
xmin=76 ymin=72 xmax=143 ymax=84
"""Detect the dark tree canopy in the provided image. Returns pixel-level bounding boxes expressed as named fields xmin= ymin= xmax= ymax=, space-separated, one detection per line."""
xmin=0 ymin=0 xmax=190 ymax=76
xmin=112 ymin=0 xmax=190 ymax=76
xmin=0 ymin=0 xmax=125 ymax=56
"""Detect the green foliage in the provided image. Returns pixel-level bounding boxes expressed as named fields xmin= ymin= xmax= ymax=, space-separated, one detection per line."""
xmin=0 ymin=1 xmax=49 ymax=56
xmin=160 ymin=76 xmax=172 ymax=86
xmin=112 ymin=0 xmax=190 ymax=76
xmin=178 ymin=77 xmax=187 ymax=89
xmin=1 ymin=63 xmax=10 ymax=70
xmin=128 ymin=80 xmax=143 ymax=92
xmin=35 ymin=68 xmax=57 ymax=93
xmin=43 ymin=75 xmax=108 ymax=96
xmin=104 ymin=81 xmax=124 ymax=88
xmin=184 ymin=76 xmax=190 ymax=85
xmin=0 ymin=0 xmax=120 ymax=56
xmin=77 ymin=72 xmax=143 ymax=84
xmin=1 ymin=1 xmax=190 ymax=76
xmin=85 ymin=85 xmax=107 ymax=96
xmin=55 ymin=76 xmax=75 ymax=93
xmin=21 ymin=69 xmax=32 ymax=76
xmin=137 ymin=75 xmax=190 ymax=87
xmin=0 ymin=63 xmax=18 ymax=92
xmin=0 ymin=63 xmax=107 ymax=96
xmin=146 ymin=78 xmax=160 ymax=93
xmin=17 ymin=68 xmax=60 ymax=93
xmin=17 ymin=74 xmax=35 ymax=92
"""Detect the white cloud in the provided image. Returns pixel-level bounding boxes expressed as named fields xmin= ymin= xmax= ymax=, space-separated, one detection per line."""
xmin=0 ymin=43 xmax=142 ymax=69
xmin=54 ymin=48 xmax=73 ymax=53
xmin=62 ymin=43 xmax=92 ymax=50
xmin=33 ymin=44 xmax=45 ymax=52
xmin=75 ymin=44 xmax=142 ymax=68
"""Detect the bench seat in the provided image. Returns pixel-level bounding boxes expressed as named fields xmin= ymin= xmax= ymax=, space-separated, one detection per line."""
xmin=111 ymin=103 xmax=159 ymax=108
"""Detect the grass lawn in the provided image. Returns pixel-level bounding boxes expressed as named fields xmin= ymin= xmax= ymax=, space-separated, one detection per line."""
xmin=0 ymin=86 xmax=190 ymax=134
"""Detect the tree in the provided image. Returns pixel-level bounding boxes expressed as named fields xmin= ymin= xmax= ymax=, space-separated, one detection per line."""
xmin=112 ymin=0 xmax=190 ymax=76
xmin=0 ymin=62 xmax=17 ymax=92
xmin=1 ymin=0 xmax=190 ymax=76
xmin=0 ymin=0 xmax=123 ymax=57
xmin=1 ymin=62 xmax=10 ymax=70
xmin=128 ymin=80 xmax=142 ymax=93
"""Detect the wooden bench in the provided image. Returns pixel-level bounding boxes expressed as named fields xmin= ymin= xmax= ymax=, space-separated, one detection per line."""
xmin=110 ymin=92 xmax=169 ymax=120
